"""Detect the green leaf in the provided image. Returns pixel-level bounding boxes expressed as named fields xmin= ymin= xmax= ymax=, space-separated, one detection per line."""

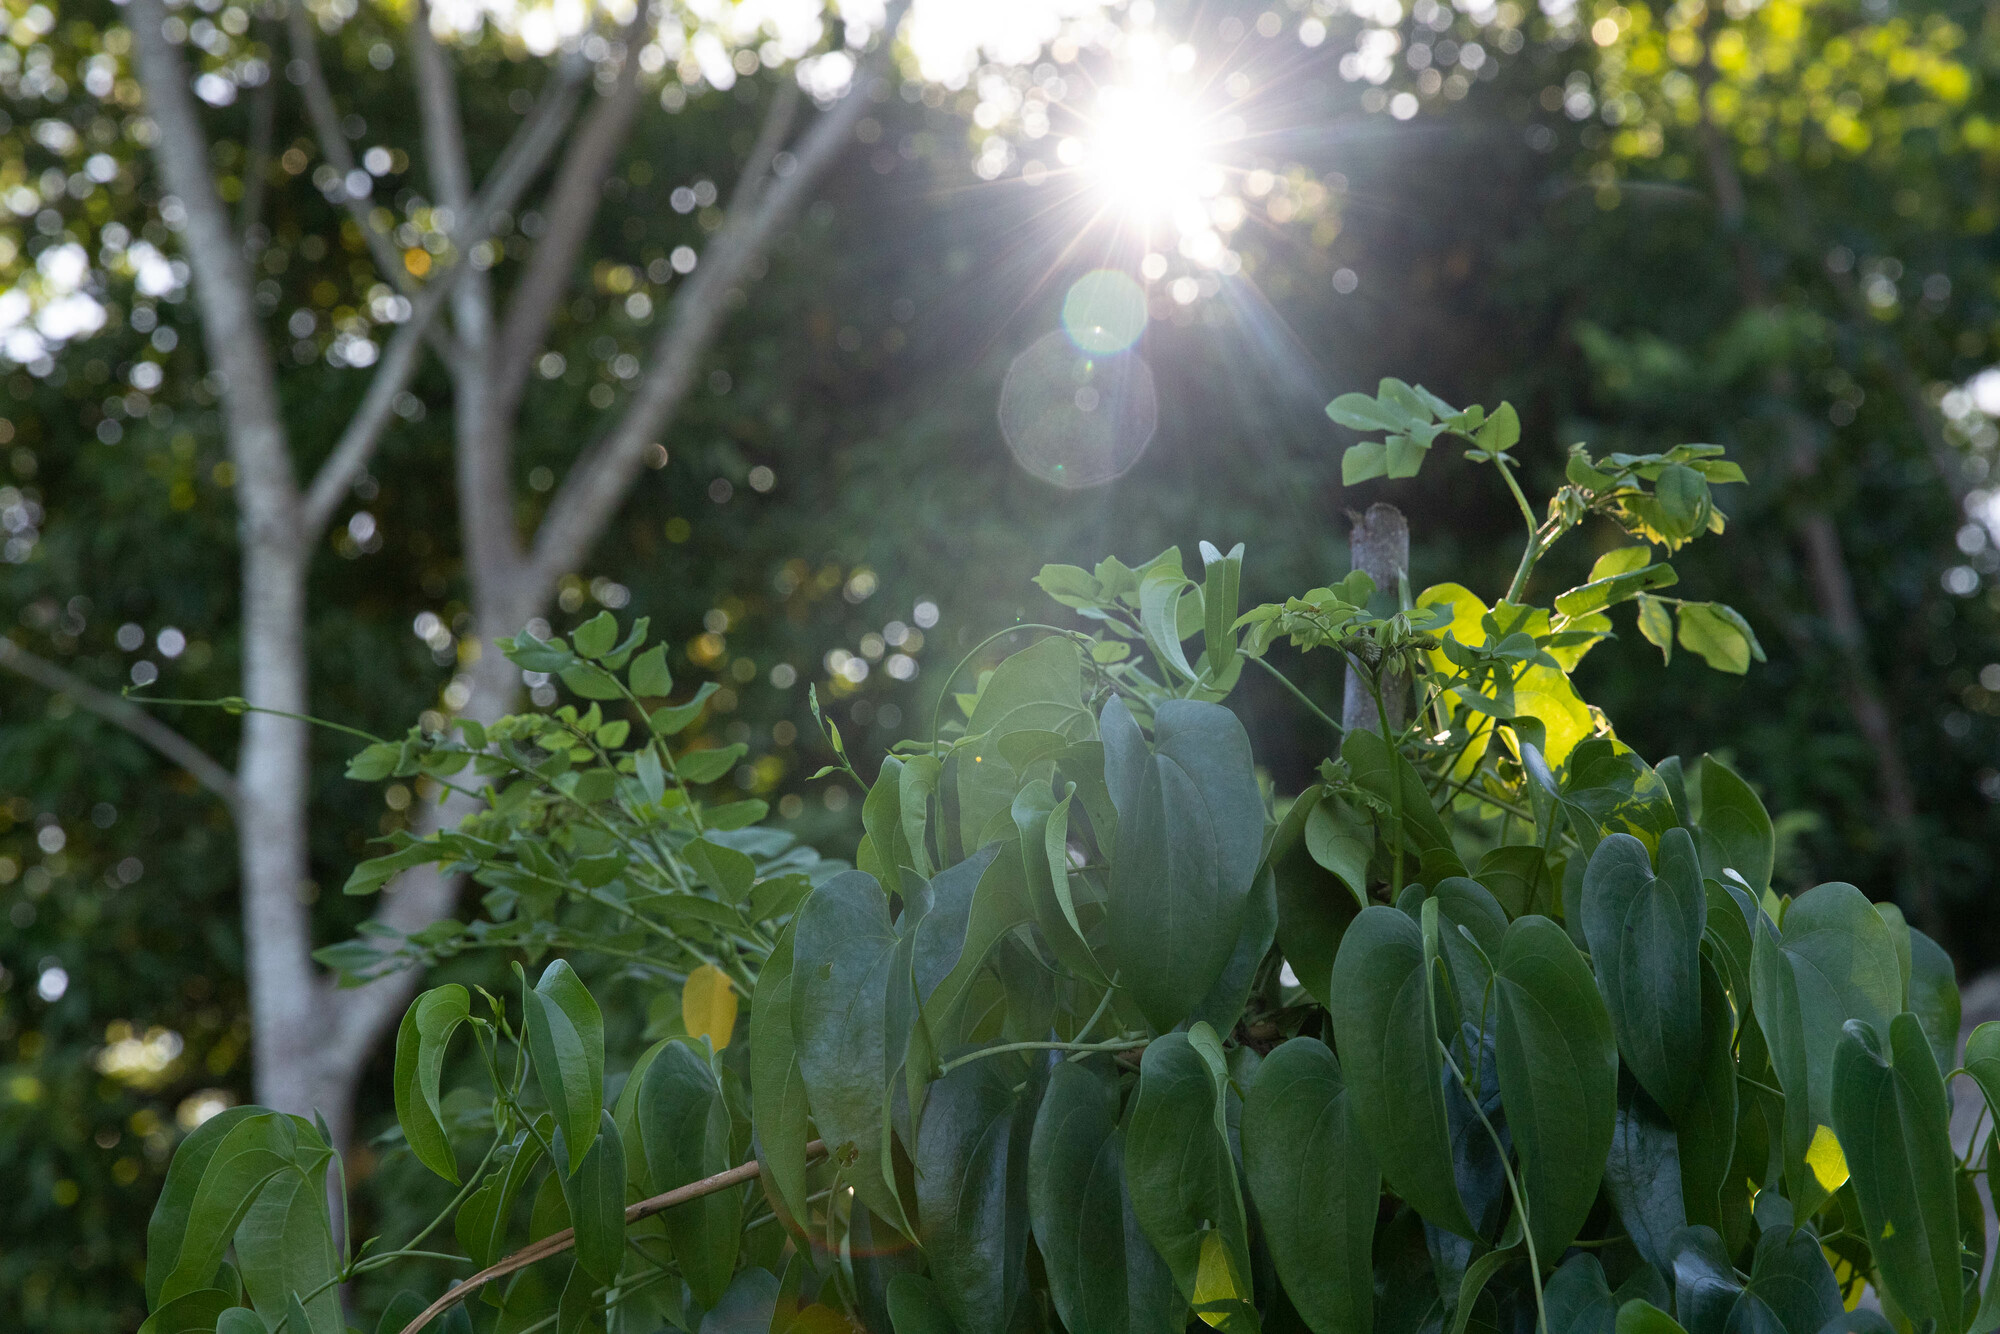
xmin=1544 ymin=1255 xmax=1618 ymax=1334
xmin=1477 ymin=402 xmax=1520 ymax=453
xmin=558 ymin=1110 xmax=626 ymax=1286
xmin=749 ymin=919 xmax=811 ymax=1233
xmin=455 ymin=1125 xmax=546 ymax=1271
xmin=899 ymin=754 xmax=943 ymax=879
xmin=1027 ymin=1061 xmax=1184 ymax=1334
xmin=1105 ymin=699 xmax=1266 ymax=1031
xmin=863 ymin=755 xmax=914 ymax=898
xmin=1740 ymin=1221 xmax=1842 ymax=1334
xmin=1492 ymin=914 xmax=1619 ymax=1258
xmin=138 ymin=1290 xmax=238 ymax=1334
xmin=914 ymin=1056 xmax=1032 ymax=1334
xmin=1653 ymin=464 xmax=1708 ymax=540
xmin=559 ymin=662 xmax=626 ymax=700
xmin=887 ymin=1273 xmax=962 ymax=1334
xmin=392 ymin=984 xmax=473 ymax=1183
xmin=1831 ymin=1013 xmax=1962 ymax=1334
xmin=1749 ymin=882 xmax=1900 ymax=1202
xmin=1304 ymin=792 xmax=1372 ymax=908
xmin=1328 ymin=391 xmax=1404 ymax=432
xmin=1694 ymin=755 xmax=1774 ymax=895
xmin=1199 ymin=540 xmax=1244 ymax=679
xmin=1342 ymin=441 xmax=1388 ymax=485
xmin=1242 ymin=1038 xmax=1379 ymax=1334
xmin=1139 ymin=562 xmax=1199 ymax=683
xmin=1676 ymin=603 xmax=1764 ymax=675
xmin=684 ymin=837 xmax=755 ymax=902
xmin=648 ymin=682 xmax=718 ymax=736
xmin=157 ymin=1112 xmax=306 ymax=1307
xmin=1668 ymin=1226 xmax=1741 ymax=1334
xmin=1674 ymin=959 xmax=1738 ymax=1236
xmin=1616 ymin=1301 xmax=1690 ymax=1334
xmin=235 ymin=1157 xmax=340 ymax=1334
xmin=1034 ymin=563 xmax=1105 ymax=610
xmin=675 ymin=743 xmax=747 ymax=785
xmin=572 ymin=611 xmax=618 ymax=659
xmin=523 ymin=959 xmax=606 ymax=1177
xmin=1581 ymin=830 xmax=1707 ymax=1115
xmin=635 ymin=1039 xmax=740 ymax=1307
xmin=1635 ymin=596 xmax=1674 ymax=664
xmin=1909 ymin=927 xmax=1960 ymax=1093
xmin=1328 ymin=905 xmax=1475 ymax=1238
xmin=628 ymin=644 xmax=673 ymax=698
xmin=1588 ymin=546 xmax=1653 ymax=582
xmin=1011 ymin=782 xmax=1102 ymax=982
xmin=501 ymin=631 xmax=576 ymax=673
xmin=1385 ymin=434 xmax=1430 ymax=478
xmin=1554 ymin=563 xmax=1678 ymax=618
xmin=346 ymin=740 xmax=406 ymax=782
xmin=955 ymin=636 xmax=1091 ymax=853
xmin=146 ymin=1105 xmax=265 ymax=1306
xmin=1125 ymin=1025 xmax=1256 ymax=1331
xmin=1342 ymin=728 xmax=1465 ymax=883
xmin=1271 ymin=789 xmax=1364 ymax=1006
xmin=790 ymin=870 xmax=910 ymax=1233
xmin=1604 ymin=1077 xmax=1686 ymax=1278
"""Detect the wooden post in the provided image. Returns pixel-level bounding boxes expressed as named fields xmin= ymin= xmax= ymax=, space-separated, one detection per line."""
xmin=1344 ymin=502 xmax=1410 ymax=735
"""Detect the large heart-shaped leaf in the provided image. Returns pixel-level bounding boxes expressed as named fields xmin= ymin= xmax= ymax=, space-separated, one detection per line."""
xmin=1831 ymin=1013 xmax=1961 ymax=1334
xmin=1242 ymin=1037 xmax=1380 ymax=1334
xmin=1105 ymin=700 xmax=1265 ymax=1031
xmin=1693 ymin=756 xmax=1773 ymax=894
xmin=1328 ymin=905 xmax=1475 ymax=1239
xmin=1492 ymin=914 xmax=1618 ymax=1258
xmin=1674 ymin=958 xmax=1738 ymax=1236
xmin=955 ymin=636 xmax=1092 ymax=852
xmin=1027 ymin=1061 xmax=1183 ymax=1334
xmin=1124 ymin=1025 xmax=1256 ymax=1330
xmin=1605 ymin=1076 xmax=1687 ymax=1279
xmin=1582 ymin=830 xmax=1706 ymax=1115
xmin=914 ymin=1055 xmax=1034 ymax=1334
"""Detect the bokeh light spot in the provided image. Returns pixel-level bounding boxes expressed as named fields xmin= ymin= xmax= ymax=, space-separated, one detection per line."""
xmin=1062 ymin=270 xmax=1148 ymax=354
xmin=998 ymin=330 xmax=1157 ymax=489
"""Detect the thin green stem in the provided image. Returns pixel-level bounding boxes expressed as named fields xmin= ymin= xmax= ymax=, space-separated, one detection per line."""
xmin=1246 ymin=653 xmax=1343 ymax=737
xmin=399 ymin=1132 xmax=503 ymax=1254
xmin=1440 ymin=1044 xmax=1547 ymax=1334
xmin=1494 ymin=456 xmax=1540 ymax=539
xmin=937 ymin=1036 xmax=1148 ymax=1077
xmin=1067 ymin=977 xmax=1122 ymax=1051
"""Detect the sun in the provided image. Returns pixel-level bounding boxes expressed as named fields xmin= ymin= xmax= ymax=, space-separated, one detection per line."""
xmin=1086 ymin=83 xmax=1214 ymax=225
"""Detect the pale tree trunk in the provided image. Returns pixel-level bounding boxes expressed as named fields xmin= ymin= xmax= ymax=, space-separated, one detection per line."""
xmin=1344 ymin=502 xmax=1410 ymax=734
xmin=113 ymin=0 xmax=908 ymax=1212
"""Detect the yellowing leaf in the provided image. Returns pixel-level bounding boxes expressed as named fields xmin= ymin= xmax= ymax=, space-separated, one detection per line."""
xmin=681 ymin=964 xmax=739 ymax=1051
xmin=1806 ymin=1123 xmax=1849 ymax=1192
xmin=1193 ymin=1230 xmax=1250 ymax=1329
xmin=1415 ymin=584 xmax=1605 ymax=766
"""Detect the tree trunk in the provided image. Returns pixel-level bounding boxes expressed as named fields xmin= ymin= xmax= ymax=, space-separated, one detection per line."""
xmin=1344 ymin=503 xmax=1410 ymax=735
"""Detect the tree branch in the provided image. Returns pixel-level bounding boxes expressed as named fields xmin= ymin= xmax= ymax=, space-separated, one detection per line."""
xmin=524 ymin=31 xmax=896 ymax=593
xmin=488 ymin=18 xmax=649 ymax=431
xmin=0 ymin=639 xmax=239 ymax=808
xmin=298 ymin=52 xmax=590 ymax=537
xmin=393 ymin=1141 xmax=828 ymax=1334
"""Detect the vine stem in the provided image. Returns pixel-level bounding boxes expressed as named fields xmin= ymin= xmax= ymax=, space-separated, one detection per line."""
xmin=1439 ymin=1044 xmax=1548 ymax=1334
xmin=1245 ymin=654 xmax=1344 ymax=736
xmin=936 ymin=1036 xmax=1148 ymax=1077
xmin=392 ymin=1141 xmax=827 ymax=1334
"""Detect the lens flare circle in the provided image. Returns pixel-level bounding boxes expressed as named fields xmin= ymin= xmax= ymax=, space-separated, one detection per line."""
xmin=1062 ymin=270 xmax=1149 ymax=354
xmin=998 ymin=330 xmax=1157 ymax=489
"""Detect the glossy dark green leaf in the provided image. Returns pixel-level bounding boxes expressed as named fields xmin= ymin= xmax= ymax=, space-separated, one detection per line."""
xmin=1415 ymin=877 xmax=1507 ymax=1034
xmin=1343 ymin=728 xmax=1465 ymax=882
xmin=1270 ymin=788 xmax=1361 ymax=1006
xmin=157 ymin=1112 xmax=309 ymax=1308
xmin=1242 ymin=1037 xmax=1380 ymax=1334
xmin=1675 ymin=958 xmax=1738 ymax=1235
xmin=1739 ymin=1221 xmax=1841 ymax=1334
xmin=393 ymin=984 xmax=472 ymax=1183
xmin=1701 ymin=879 xmax=1755 ymax=1018
xmin=557 ymin=1110 xmax=626 ymax=1286
xmin=1908 ymin=927 xmax=1961 ymax=1079
xmin=1582 ymin=829 xmax=1706 ymax=1115
xmin=1830 ymin=1013 xmax=1962 ymax=1334
xmin=914 ymin=1055 xmax=1032 ymax=1334
xmin=1606 ymin=1076 xmax=1687 ymax=1278
xmin=1105 ymin=699 xmax=1265 ymax=1031
xmin=899 ymin=754 xmax=944 ymax=879
xmin=1012 ymin=780 xmax=1103 ymax=982
xmin=1618 ymin=1302 xmax=1691 ymax=1334
xmin=886 ymin=1273 xmax=962 ymax=1334
xmin=1191 ymin=864 xmax=1277 ymax=1035
xmin=1669 ymin=1225 xmax=1743 ymax=1334
xmin=1694 ymin=756 xmax=1773 ymax=894
xmin=675 ymin=742 xmax=747 ymax=785
xmin=1200 ymin=540 xmax=1245 ymax=679
xmin=861 ymin=755 xmax=913 ymax=897
xmin=145 ymin=1104 xmax=265 ymax=1306
xmin=790 ymin=869 xmax=909 ymax=1232
xmin=1027 ymin=1061 xmax=1183 ymax=1334
xmin=1328 ymin=905 xmax=1475 ymax=1238
xmin=523 ymin=959 xmax=606 ymax=1176
xmin=1477 ymin=843 xmax=1555 ymax=919
xmin=955 ymin=636 xmax=1091 ymax=852
xmin=1749 ymin=883 xmax=1900 ymax=1203
xmin=748 ymin=919 xmax=811 ymax=1231
xmin=1304 ymin=791 xmax=1373 ymax=909
xmin=137 ymin=1289 xmax=237 ymax=1334
xmin=1544 ymin=1255 xmax=1618 ymax=1334
xmin=695 ymin=1266 xmax=779 ymax=1334
xmin=234 ymin=1156 xmax=340 ymax=1334
xmin=635 ymin=1039 xmax=740 ymax=1307
xmin=1124 ymin=1024 xmax=1256 ymax=1329
xmin=1491 ymin=914 xmax=1618 ymax=1258
xmin=685 ymin=837 xmax=756 ymax=903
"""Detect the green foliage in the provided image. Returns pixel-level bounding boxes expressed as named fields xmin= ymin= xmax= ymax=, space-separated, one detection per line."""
xmin=138 ymin=384 xmax=1993 ymax=1334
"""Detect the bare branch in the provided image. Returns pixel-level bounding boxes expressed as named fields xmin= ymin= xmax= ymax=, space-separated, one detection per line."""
xmin=488 ymin=20 xmax=649 ymax=429
xmin=395 ymin=1141 xmax=829 ymax=1334
xmin=237 ymin=29 xmax=277 ymax=245
xmin=410 ymin=2 xmax=474 ymax=214
xmin=726 ymin=78 xmax=800 ymax=214
xmin=525 ymin=32 xmax=899 ymax=592
xmin=0 ymin=638 xmax=239 ymax=809
xmin=299 ymin=54 xmax=591 ymax=536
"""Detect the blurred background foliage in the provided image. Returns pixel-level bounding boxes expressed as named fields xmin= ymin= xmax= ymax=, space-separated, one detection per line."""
xmin=2 ymin=0 xmax=1999 ymax=1325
